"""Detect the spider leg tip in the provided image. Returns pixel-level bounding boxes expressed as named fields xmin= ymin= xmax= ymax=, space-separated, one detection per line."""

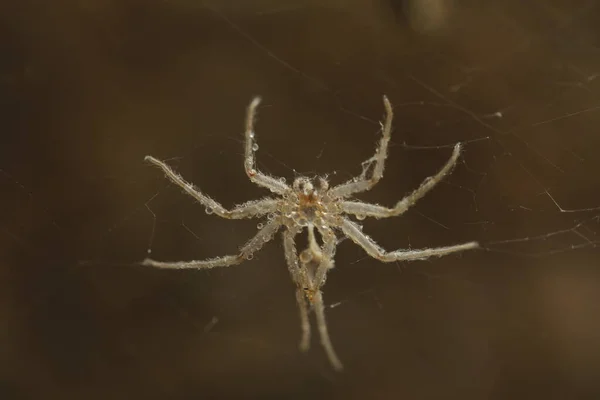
xmin=299 ymin=342 xmax=310 ymax=352
xmin=250 ymin=96 xmax=262 ymax=106
xmin=333 ymin=363 xmax=345 ymax=372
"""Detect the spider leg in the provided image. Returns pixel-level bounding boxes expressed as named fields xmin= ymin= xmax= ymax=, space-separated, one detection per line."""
xmin=295 ymin=287 xmax=311 ymax=352
xmin=312 ymin=225 xmax=337 ymax=291
xmin=329 ymin=95 xmax=393 ymax=198
xmin=285 ymin=226 xmax=343 ymax=369
xmin=141 ymin=218 xmax=281 ymax=269
xmin=313 ymin=290 xmax=344 ymax=371
xmin=283 ymin=227 xmax=307 ymax=287
xmin=340 ymin=143 xmax=463 ymax=219
xmin=302 ymin=225 xmax=343 ymax=370
xmin=244 ymin=97 xmax=291 ymax=195
xmin=283 ymin=227 xmax=313 ymax=352
xmin=141 ymin=254 xmax=243 ymax=270
xmin=145 ymin=155 xmax=278 ymax=219
xmin=341 ymin=218 xmax=478 ymax=262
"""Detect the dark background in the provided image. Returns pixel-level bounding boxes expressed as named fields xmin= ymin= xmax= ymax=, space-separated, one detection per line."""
xmin=1 ymin=1 xmax=600 ymax=399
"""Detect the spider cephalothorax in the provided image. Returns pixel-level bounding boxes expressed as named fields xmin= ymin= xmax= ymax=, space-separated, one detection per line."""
xmin=285 ymin=176 xmax=335 ymax=228
xmin=143 ymin=95 xmax=478 ymax=371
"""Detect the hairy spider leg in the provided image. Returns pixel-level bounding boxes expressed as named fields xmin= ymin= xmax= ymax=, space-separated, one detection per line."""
xmin=141 ymin=218 xmax=281 ymax=269
xmin=144 ymin=155 xmax=278 ymax=219
xmin=244 ymin=97 xmax=290 ymax=195
xmin=339 ymin=143 xmax=462 ymax=219
xmin=329 ymin=95 xmax=394 ymax=198
xmin=341 ymin=218 xmax=478 ymax=262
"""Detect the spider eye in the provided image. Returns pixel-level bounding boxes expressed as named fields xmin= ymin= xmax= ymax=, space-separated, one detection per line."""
xmin=304 ymin=181 xmax=314 ymax=194
xmin=293 ymin=178 xmax=314 ymax=194
xmin=292 ymin=178 xmax=304 ymax=191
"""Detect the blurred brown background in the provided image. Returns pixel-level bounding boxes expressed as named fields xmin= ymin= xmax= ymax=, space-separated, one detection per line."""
xmin=1 ymin=0 xmax=599 ymax=399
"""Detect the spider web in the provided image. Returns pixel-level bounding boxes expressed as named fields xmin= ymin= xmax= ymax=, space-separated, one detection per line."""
xmin=1 ymin=0 xmax=599 ymax=398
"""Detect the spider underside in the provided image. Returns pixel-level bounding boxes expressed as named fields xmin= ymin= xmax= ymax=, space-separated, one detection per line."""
xmin=143 ymin=95 xmax=479 ymax=371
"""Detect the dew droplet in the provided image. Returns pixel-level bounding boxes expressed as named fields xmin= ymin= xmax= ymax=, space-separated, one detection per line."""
xmin=252 ymin=143 xmax=259 ymax=151
xmin=299 ymin=251 xmax=312 ymax=263
xmin=249 ymin=132 xmax=255 ymax=138
xmin=279 ymin=177 xmax=286 ymax=183
xmin=257 ymin=223 xmax=264 ymax=229
xmin=205 ymin=207 xmax=214 ymax=214
xmin=356 ymin=214 xmax=366 ymax=220
xmin=245 ymin=254 xmax=254 ymax=260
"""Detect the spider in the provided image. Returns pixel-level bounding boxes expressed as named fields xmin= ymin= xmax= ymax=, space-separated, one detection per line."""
xmin=142 ymin=95 xmax=479 ymax=371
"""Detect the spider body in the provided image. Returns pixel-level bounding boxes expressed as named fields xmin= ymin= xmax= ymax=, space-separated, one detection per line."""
xmin=143 ymin=95 xmax=478 ymax=371
xmin=286 ymin=177 xmax=335 ymax=228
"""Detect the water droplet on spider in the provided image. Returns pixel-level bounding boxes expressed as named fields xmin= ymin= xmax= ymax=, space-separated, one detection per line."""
xmin=249 ymin=132 xmax=255 ymax=138
xmin=257 ymin=223 xmax=264 ymax=229
xmin=245 ymin=254 xmax=254 ymax=260
xmin=356 ymin=214 xmax=366 ymax=220
xmin=205 ymin=207 xmax=214 ymax=214
xmin=299 ymin=251 xmax=312 ymax=263
xmin=252 ymin=143 xmax=259 ymax=151
xmin=279 ymin=177 xmax=286 ymax=183
xmin=267 ymin=213 xmax=275 ymax=220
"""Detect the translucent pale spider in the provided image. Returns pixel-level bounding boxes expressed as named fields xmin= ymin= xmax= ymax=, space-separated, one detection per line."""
xmin=142 ymin=96 xmax=479 ymax=370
